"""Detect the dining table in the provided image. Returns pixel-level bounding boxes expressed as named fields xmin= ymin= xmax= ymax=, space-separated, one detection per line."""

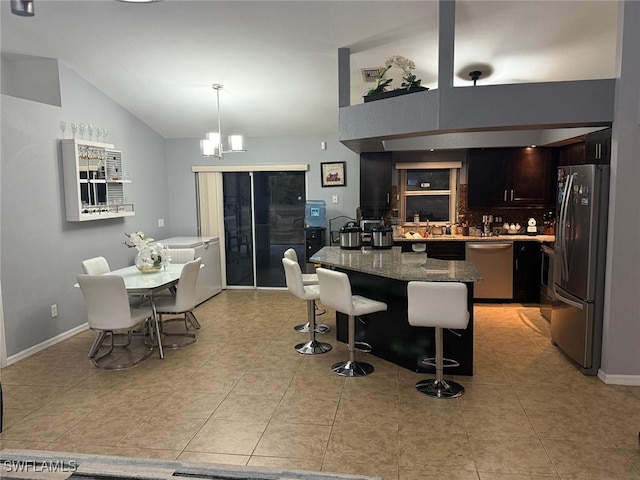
xmin=106 ymin=263 xmax=187 ymax=359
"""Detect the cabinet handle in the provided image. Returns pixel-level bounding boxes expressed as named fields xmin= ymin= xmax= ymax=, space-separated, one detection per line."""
xmin=504 ymin=190 xmax=507 ymax=202
xmin=386 ymin=193 xmax=390 ymax=204
xmin=515 ymin=258 xmax=519 ymax=270
xmin=510 ymin=189 xmax=514 ymax=201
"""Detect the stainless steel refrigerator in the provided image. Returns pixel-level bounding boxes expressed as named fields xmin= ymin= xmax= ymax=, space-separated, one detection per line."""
xmin=553 ymin=164 xmax=609 ymax=375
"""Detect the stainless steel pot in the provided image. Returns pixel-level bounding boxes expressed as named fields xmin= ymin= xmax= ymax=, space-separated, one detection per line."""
xmin=340 ymin=222 xmax=362 ymax=249
xmin=371 ymin=226 xmax=394 ymax=249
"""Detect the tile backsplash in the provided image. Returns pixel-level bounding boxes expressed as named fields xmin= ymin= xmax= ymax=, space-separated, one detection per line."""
xmin=457 ymin=184 xmax=555 ymax=231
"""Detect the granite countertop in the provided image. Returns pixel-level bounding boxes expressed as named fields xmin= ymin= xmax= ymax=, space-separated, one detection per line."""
xmin=310 ymin=246 xmax=482 ymax=283
xmin=393 ymin=234 xmax=555 ymax=243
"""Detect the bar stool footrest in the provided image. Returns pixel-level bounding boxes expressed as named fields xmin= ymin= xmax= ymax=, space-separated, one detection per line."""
xmin=419 ymin=356 xmax=460 ymax=369
xmin=294 ymin=322 xmax=331 ymax=334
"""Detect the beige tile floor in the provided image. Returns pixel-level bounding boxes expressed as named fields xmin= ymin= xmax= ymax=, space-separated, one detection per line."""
xmin=1 ymin=290 xmax=639 ymax=480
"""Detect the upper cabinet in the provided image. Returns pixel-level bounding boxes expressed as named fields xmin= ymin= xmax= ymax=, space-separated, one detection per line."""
xmin=584 ymin=128 xmax=611 ymax=164
xmin=359 ymin=152 xmax=392 ymax=218
xmin=467 ymin=147 xmax=557 ymax=208
xmin=61 ymin=139 xmax=134 ymax=222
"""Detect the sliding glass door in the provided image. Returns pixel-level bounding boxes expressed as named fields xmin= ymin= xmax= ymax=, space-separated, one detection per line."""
xmin=222 ymin=170 xmax=305 ymax=288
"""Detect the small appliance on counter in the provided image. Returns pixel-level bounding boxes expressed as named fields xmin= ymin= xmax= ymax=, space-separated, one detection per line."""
xmin=360 ymin=219 xmax=381 ymax=244
xmin=527 ymin=217 xmax=538 ymax=235
xmin=371 ymin=225 xmax=393 ymax=249
xmin=339 ymin=222 xmax=362 ymax=249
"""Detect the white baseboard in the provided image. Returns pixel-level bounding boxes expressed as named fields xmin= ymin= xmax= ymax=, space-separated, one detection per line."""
xmin=597 ymin=369 xmax=640 ymax=386
xmin=6 ymin=323 xmax=89 ymax=366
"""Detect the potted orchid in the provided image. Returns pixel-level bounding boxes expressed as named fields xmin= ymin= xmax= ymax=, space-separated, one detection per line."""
xmin=124 ymin=231 xmax=171 ymax=272
xmin=364 ymin=55 xmax=427 ymax=102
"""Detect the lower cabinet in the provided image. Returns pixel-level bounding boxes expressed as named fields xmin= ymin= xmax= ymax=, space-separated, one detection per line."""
xmin=396 ymin=239 xmax=543 ymax=302
xmin=513 ymin=241 xmax=542 ymax=303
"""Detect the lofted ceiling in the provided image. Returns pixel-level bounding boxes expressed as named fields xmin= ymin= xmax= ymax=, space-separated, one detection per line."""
xmin=0 ymin=0 xmax=619 ymax=140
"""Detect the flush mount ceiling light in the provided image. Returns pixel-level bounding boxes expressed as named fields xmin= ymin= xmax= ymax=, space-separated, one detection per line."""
xmin=200 ymin=84 xmax=246 ymax=158
xmin=10 ymin=0 xmax=34 ymax=16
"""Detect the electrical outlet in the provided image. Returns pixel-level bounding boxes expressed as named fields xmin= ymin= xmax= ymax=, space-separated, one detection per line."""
xmin=332 ymin=194 xmax=339 ymax=204
xmin=51 ymin=304 xmax=58 ymax=318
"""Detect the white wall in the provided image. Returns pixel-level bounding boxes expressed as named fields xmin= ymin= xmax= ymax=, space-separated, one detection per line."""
xmin=0 ymin=60 xmax=170 ymax=358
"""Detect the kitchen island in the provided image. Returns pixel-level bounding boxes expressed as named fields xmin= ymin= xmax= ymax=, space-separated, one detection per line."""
xmin=310 ymin=246 xmax=481 ymax=375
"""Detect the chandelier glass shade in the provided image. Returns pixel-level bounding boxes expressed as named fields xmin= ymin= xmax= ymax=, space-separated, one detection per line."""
xmin=11 ymin=0 xmax=34 ymax=16
xmin=200 ymin=84 xmax=245 ymax=158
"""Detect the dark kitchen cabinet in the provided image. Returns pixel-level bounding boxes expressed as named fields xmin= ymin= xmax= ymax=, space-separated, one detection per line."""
xmin=559 ymin=142 xmax=586 ymax=166
xmin=513 ymin=241 xmax=541 ymax=303
xmin=585 ymin=128 xmax=611 ymax=164
xmin=468 ymin=147 xmax=556 ymax=208
xmin=360 ymin=152 xmax=392 ymax=218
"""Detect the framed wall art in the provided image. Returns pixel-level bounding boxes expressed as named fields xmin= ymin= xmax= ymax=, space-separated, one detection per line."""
xmin=321 ymin=161 xmax=346 ymax=187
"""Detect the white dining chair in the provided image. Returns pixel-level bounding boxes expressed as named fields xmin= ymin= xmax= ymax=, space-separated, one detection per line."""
xmin=166 ymin=248 xmax=195 ymax=264
xmin=153 ymin=257 xmax=202 ymax=347
xmin=81 ymin=256 xmax=110 ymax=275
xmin=77 ymin=273 xmax=154 ymax=369
xmin=156 ymin=248 xmax=196 ymax=297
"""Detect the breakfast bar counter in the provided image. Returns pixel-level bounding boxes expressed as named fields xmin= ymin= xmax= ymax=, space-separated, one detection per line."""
xmin=310 ymin=246 xmax=481 ymax=374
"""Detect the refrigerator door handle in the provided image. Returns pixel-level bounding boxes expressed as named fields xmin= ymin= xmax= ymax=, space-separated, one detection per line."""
xmin=553 ymin=285 xmax=584 ymax=309
xmin=559 ymin=172 xmax=576 ymax=281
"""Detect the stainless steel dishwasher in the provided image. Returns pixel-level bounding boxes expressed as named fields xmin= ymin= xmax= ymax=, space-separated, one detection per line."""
xmin=465 ymin=242 xmax=514 ymax=299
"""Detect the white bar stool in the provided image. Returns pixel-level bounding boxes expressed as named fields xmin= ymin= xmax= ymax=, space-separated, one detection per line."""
xmin=282 ymin=258 xmax=332 ymax=355
xmin=316 ymin=267 xmax=387 ymax=377
xmin=407 ymin=281 xmax=470 ymax=398
xmin=283 ymin=248 xmax=329 ymax=334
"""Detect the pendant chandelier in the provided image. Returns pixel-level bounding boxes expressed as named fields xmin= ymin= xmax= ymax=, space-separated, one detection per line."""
xmin=200 ymin=84 xmax=245 ymax=158
xmin=11 ymin=0 xmax=34 ymax=16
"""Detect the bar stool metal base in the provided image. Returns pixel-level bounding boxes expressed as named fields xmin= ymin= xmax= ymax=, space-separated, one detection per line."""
xmin=331 ymin=360 xmax=374 ymax=377
xmin=293 ymin=322 xmax=331 ymax=334
xmin=415 ymin=378 xmax=465 ymax=399
xmin=295 ymin=340 xmax=332 ymax=355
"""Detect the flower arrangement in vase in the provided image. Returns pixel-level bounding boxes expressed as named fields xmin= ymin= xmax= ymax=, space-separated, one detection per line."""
xmin=124 ymin=231 xmax=171 ymax=273
xmin=364 ymin=55 xmax=427 ymax=102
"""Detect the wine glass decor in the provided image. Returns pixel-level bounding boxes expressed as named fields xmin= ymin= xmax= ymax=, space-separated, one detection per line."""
xmin=77 ymin=123 xmax=85 ymax=140
xmin=86 ymin=123 xmax=93 ymax=140
xmin=60 ymin=121 xmax=67 ymax=138
xmin=70 ymin=122 xmax=77 ymax=138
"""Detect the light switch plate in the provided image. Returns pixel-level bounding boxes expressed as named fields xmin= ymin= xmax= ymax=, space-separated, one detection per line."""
xmin=332 ymin=194 xmax=339 ymax=204
xmin=158 ymin=218 xmax=165 ymax=227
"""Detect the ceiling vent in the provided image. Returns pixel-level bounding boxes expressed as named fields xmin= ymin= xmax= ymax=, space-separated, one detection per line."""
xmin=361 ymin=68 xmax=381 ymax=83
